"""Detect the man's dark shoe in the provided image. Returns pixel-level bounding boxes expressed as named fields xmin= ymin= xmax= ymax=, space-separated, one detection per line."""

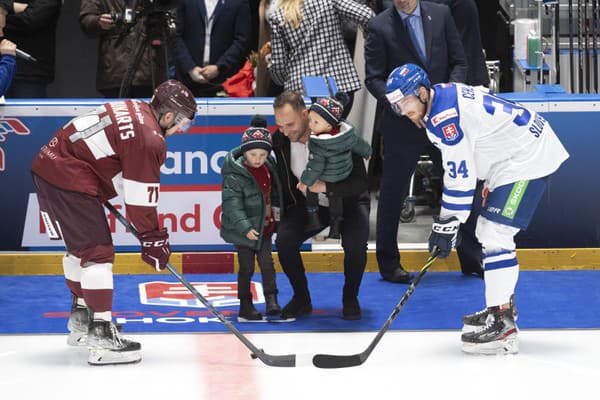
xmin=342 ymin=297 xmax=361 ymax=320
xmin=382 ymin=267 xmax=412 ymax=284
xmin=280 ymin=296 xmax=312 ymax=319
xmin=305 ymin=210 xmax=322 ymax=232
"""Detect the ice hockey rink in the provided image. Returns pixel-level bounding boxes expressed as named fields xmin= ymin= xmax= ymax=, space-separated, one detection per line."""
xmin=1 ymin=329 xmax=600 ymax=400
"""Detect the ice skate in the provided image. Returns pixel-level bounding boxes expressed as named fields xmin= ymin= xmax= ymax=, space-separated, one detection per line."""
xmin=461 ymin=307 xmax=519 ymax=355
xmin=67 ymin=306 xmax=90 ymax=346
xmin=462 ymin=295 xmax=518 ymax=333
xmin=87 ymin=321 xmax=141 ymax=365
xmin=327 ymin=217 xmax=342 ymax=239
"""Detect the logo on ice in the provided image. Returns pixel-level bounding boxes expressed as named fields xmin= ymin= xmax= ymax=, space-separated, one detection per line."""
xmin=139 ymin=281 xmax=265 ymax=308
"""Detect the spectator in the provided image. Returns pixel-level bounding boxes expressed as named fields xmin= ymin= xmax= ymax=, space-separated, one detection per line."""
xmin=0 ymin=38 xmax=16 ymax=96
xmin=272 ymin=91 xmax=370 ymax=321
xmin=364 ymin=0 xmax=467 ymax=283
xmin=220 ymin=115 xmax=282 ymax=321
xmin=173 ymin=0 xmax=250 ymax=97
xmin=256 ymin=0 xmax=282 ymax=97
xmin=267 ymin=0 xmax=374 ymax=116
xmin=80 ymin=0 xmax=155 ymax=98
xmin=427 ymin=0 xmax=488 ymax=86
xmin=3 ymin=0 xmax=61 ymax=98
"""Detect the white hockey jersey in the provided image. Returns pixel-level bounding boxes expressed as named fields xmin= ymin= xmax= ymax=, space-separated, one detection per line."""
xmin=425 ymin=83 xmax=569 ymax=223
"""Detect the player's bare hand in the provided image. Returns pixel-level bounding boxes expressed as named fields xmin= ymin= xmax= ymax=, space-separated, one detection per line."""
xmin=98 ymin=14 xmax=114 ymax=30
xmin=309 ymin=180 xmax=326 ymax=193
xmin=296 ymin=182 xmax=307 ymax=193
xmin=199 ymin=65 xmax=219 ymax=81
xmin=0 ymin=39 xmax=16 ymax=57
xmin=246 ymin=229 xmax=260 ymax=240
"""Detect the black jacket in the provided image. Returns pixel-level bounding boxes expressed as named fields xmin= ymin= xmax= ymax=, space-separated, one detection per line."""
xmin=271 ymin=129 xmax=369 ymax=211
xmin=5 ymin=0 xmax=62 ymax=83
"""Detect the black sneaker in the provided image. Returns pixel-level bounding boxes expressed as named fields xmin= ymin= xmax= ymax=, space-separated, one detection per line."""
xmin=238 ymin=298 xmax=263 ymax=321
xmin=342 ymin=297 xmax=361 ymax=320
xmin=280 ymin=296 xmax=312 ymax=319
xmin=265 ymin=294 xmax=281 ymax=316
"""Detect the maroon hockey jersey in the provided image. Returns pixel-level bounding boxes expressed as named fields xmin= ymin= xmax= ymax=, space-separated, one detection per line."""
xmin=32 ymin=100 xmax=165 ymax=234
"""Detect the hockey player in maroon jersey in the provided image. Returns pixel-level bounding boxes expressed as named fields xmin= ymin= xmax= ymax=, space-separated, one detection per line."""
xmin=31 ymin=80 xmax=196 ymax=366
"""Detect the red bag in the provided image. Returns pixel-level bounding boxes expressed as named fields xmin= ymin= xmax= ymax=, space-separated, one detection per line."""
xmin=222 ymin=60 xmax=255 ymax=97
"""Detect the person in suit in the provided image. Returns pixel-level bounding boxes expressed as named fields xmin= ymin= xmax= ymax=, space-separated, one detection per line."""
xmin=173 ymin=0 xmax=251 ymax=97
xmin=364 ymin=0 xmax=467 ymax=283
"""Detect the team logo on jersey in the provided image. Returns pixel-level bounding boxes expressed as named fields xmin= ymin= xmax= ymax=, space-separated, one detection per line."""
xmin=139 ymin=281 xmax=265 ymax=308
xmin=431 ymin=108 xmax=458 ymax=127
xmin=442 ymin=123 xmax=459 ymax=141
xmin=0 ymin=118 xmax=30 ymax=172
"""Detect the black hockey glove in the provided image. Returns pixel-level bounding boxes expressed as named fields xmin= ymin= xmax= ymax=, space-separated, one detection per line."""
xmin=428 ymin=216 xmax=460 ymax=259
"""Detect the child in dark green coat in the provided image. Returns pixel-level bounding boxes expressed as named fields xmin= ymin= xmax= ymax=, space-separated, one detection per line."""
xmin=297 ymin=94 xmax=372 ymax=238
xmin=220 ymin=116 xmax=282 ymax=321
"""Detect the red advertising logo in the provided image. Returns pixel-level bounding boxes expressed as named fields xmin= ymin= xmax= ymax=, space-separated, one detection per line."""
xmin=0 ymin=118 xmax=31 ymax=172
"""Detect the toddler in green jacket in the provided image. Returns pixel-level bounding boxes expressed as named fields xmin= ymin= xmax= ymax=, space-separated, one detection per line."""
xmin=220 ymin=116 xmax=282 ymax=321
xmin=297 ymin=94 xmax=371 ymax=238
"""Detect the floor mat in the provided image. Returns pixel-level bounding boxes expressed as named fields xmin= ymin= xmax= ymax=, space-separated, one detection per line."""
xmin=1 ymin=271 xmax=599 ymax=334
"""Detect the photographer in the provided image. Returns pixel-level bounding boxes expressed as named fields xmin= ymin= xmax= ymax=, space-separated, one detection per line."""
xmin=80 ymin=0 xmax=154 ymax=98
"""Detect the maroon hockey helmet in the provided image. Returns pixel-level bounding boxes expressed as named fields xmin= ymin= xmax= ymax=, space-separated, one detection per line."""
xmin=150 ymin=80 xmax=197 ymax=120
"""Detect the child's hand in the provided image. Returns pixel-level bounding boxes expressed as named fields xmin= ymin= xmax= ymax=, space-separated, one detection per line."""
xmin=246 ymin=229 xmax=260 ymax=240
xmin=296 ymin=182 xmax=307 ymax=193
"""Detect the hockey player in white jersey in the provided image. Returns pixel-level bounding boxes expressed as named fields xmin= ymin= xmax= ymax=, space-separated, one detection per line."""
xmin=385 ymin=64 xmax=569 ymax=355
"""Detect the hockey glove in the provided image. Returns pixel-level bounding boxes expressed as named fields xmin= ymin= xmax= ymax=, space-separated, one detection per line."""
xmin=139 ymin=228 xmax=171 ymax=271
xmin=428 ymin=216 xmax=460 ymax=259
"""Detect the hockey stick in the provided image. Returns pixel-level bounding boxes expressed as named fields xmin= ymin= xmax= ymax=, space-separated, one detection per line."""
xmin=312 ymin=249 xmax=440 ymax=369
xmin=104 ymin=202 xmax=296 ymax=367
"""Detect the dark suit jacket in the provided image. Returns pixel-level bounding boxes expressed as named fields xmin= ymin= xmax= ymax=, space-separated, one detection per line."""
xmin=428 ymin=0 xmax=489 ymax=86
xmin=364 ymin=1 xmax=467 ymax=139
xmin=173 ymin=0 xmax=250 ymax=86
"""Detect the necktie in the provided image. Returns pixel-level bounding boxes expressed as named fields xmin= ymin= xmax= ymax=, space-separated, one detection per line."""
xmin=406 ymin=14 xmax=426 ymax=64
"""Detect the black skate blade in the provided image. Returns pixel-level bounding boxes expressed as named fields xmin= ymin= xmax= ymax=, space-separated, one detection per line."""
xmin=312 ymin=353 xmax=366 ymax=369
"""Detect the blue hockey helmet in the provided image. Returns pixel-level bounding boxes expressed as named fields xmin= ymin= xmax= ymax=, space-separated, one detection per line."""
xmin=385 ymin=64 xmax=431 ymax=114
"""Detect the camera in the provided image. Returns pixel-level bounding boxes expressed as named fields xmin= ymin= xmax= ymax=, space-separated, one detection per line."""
xmin=110 ymin=0 xmax=178 ymax=31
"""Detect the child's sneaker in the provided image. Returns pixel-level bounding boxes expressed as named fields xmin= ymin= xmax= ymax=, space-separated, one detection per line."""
xmin=461 ymin=307 xmax=519 ymax=355
xmin=87 ymin=321 xmax=141 ymax=365
xmin=238 ymin=298 xmax=263 ymax=321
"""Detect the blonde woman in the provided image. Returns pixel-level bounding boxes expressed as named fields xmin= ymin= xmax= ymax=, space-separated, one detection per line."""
xmin=267 ymin=0 xmax=374 ymax=115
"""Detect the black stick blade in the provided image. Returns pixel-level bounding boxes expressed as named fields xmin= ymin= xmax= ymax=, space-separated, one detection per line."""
xmin=254 ymin=351 xmax=296 ymax=367
xmin=312 ymin=353 xmax=365 ymax=369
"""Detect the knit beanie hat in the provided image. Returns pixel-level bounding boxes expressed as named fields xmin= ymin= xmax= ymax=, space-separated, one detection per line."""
xmin=241 ymin=115 xmax=272 ymax=152
xmin=309 ymin=94 xmax=346 ymax=128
